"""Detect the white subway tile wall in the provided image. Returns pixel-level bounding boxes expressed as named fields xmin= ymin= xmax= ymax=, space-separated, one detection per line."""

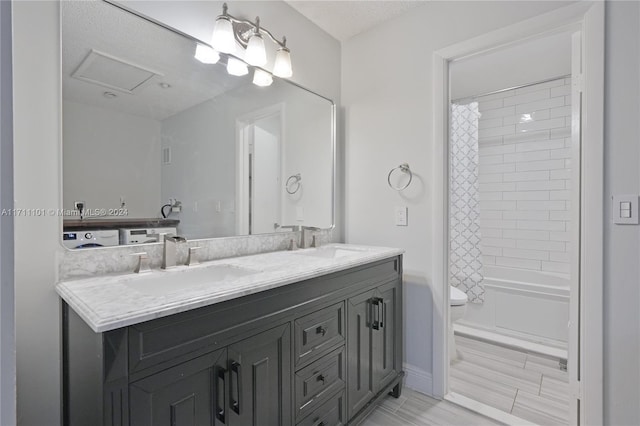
xmin=475 ymin=78 xmax=572 ymax=276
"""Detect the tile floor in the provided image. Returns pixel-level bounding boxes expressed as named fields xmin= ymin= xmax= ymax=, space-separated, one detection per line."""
xmin=360 ymin=387 xmax=503 ymax=426
xmin=450 ymin=335 xmax=569 ymax=425
xmin=359 ymin=335 xmax=569 ymax=425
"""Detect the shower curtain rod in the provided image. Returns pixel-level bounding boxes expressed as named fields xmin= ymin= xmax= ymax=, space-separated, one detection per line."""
xmin=451 ymin=74 xmax=572 ymax=104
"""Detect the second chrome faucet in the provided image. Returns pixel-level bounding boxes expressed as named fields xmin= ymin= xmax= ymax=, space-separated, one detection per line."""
xmin=159 ymin=234 xmax=187 ymax=269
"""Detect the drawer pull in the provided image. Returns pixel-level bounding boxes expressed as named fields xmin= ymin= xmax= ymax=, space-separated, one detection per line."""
xmin=371 ymin=298 xmax=382 ymax=330
xmin=316 ymin=374 xmax=325 ymax=384
xmin=316 ymin=326 xmax=327 ymax=336
xmin=230 ymin=361 xmax=241 ymax=415
xmin=215 ymin=367 xmax=226 ymax=424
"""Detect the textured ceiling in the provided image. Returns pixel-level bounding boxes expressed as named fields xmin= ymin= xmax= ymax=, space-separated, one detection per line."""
xmin=285 ymin=1 xmax=426 ymax=41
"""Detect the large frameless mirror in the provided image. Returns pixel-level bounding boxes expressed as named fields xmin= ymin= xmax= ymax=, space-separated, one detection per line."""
xmin=60 ymin=1 xmax=335 ymax=249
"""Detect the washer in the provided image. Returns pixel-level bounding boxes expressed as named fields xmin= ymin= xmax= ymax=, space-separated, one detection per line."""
xmin=63 ymin=229 xmax=119 ymax=249
xmin=119 ymin=227 xmax=177 ymax=245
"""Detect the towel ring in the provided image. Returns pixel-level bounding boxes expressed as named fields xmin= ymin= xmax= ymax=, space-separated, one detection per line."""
xmin=286 ymin=173 xmax=302 ymax=194
xmin=387 ymin=163 xmax=413 ymax=191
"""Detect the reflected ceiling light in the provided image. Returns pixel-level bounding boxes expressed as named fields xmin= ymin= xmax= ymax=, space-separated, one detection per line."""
xmin=194 ymin=44 xmax=220 ymax=64
xmin=253 ymin=69 xmax=273 ymax=87
xmin=227 ymin=57 xmax=248 ymax=76
xmin=211 ymin=3 xmax=293 ymax=78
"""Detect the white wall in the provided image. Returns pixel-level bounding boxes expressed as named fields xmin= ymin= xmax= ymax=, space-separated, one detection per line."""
xmin=342 ymin=0 xmax=574 ymax=393
xmin=0 ymin=0 xmax=15 ymax=424
xmin=603 ymin=2 xmax=640 ymax=425
xmin=450 ymin=31 xmax=571 ymax=100
xmin=12 ymin=2 xmax=341 ymax=425
xmin=63 ymin=100 xmax=162 ymax=218
xmin=13 ymin=2 xmax=61 ymax=425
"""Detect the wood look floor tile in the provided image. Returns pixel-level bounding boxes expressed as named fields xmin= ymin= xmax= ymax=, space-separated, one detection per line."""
xmin=452 ymin=357 xmax=542 ymax=395
xmin=456 ymin=335 xmax=528 ymax=367
xmin=456 ymin=350 xmax=541 ymax=383
xmin=450 ymin=363 xmax=519 ymax=398
xmin=449 ymin=376 xmax=516 ymax=413
xmin=379 ymin=393 xmax=408 ymax=413
xmin=524 ymin=356 xmax=569 ymax=383
xmin=540 ymin=376 xmax=570 ymax=403
xmin=393 ymin=391 xmax=503 ymax=426
xmin=359 ymin=405 xmax=418 ymax=426
xmin=512 ymin=390 xmax=569 ymax=425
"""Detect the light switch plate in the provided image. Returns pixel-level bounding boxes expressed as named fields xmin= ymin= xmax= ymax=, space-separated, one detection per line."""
xmin=395 ymin=206 xmax=408 ymax=226
xmin=612 ymin=195 xmax=639 ymax=225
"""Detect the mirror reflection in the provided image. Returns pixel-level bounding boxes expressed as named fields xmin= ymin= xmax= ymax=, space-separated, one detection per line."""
xmin=61 ymin=1 xmax=334 ymax=248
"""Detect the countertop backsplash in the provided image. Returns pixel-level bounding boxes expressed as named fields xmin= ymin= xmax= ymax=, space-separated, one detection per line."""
xmin=58 ymin=229 xmax=337 ymax=281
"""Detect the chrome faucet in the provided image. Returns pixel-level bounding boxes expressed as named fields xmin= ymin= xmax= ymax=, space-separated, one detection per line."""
xmin=160 ymin=234 xmax=187 ymax=269
xmin=300 ymin=226 xmax=322 ymax=248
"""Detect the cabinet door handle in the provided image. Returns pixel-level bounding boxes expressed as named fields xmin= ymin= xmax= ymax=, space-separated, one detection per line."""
xmin=316 ymin=326 xmax=327 ymax=336
xmin=316 ymin=374 xmax=325 ymax=384
xmin=215 ymin=367 xmax=226 ymax=424
xmin=230 ymin=361 xmax=241 ymax=415
xmin=371 ymin=298 xmax=380 ymax=330
xmin=380 ymin=298 xmax=385 ymax=329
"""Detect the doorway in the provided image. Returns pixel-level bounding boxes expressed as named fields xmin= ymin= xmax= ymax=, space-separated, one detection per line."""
xmin=431 ymin=3 xmax=604 ymax=425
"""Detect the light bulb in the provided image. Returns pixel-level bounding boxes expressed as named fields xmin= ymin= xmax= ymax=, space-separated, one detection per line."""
xmin=211 ymin=17 xmax=235 ymax=53
xmin=252 ymin=69 xmax=273 ymax=87
xmin=227 ymin=57 xmax=248 ymax=76
xmin=273 ymin=47 xmax=292 ymax=78
xmin=245 ymin=33 xmax=267 ymax=66
xmin=194 ymin=44 xmax=220 ymax=64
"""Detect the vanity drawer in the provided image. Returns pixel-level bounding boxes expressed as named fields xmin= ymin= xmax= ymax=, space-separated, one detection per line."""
xmin=295 ymin=302 xmax=345 ymax=367
xmin=297 ymin=391 xmax=346 ymax=426
xmin=295 ymin=346 xmax=345 ymax=422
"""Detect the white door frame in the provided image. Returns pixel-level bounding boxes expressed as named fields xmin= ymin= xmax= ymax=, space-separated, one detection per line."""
xmin=431 ymin=2 xmax=604 ymax=424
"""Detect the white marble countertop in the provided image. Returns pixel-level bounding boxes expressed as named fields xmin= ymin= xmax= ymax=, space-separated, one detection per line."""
xmin=56 ymin=244 xmax=404 ymax=332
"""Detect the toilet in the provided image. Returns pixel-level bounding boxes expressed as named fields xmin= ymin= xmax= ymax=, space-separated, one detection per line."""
xmin=449 ymin=286 xmax=468 ymax=360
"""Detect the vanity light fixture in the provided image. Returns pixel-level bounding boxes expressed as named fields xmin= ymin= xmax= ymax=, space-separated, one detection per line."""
xmin=210 ymin=3 xmax=293 ymax=78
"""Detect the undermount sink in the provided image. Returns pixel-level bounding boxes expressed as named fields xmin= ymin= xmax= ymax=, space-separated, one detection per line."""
xmin=123 ymin=264 xmax=259 ymax=296
xmin=295 ymin=246 xmax=366 ymax=259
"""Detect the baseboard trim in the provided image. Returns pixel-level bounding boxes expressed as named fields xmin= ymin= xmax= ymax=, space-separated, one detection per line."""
xmin=403 ymin=363 xmax=433 ymax=396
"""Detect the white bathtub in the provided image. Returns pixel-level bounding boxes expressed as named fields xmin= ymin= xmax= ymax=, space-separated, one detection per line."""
xmin=457 ymin=265 xmax=570 ymax=349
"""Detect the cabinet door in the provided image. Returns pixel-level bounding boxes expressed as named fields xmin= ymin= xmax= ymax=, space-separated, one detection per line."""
xmin=129 ymin=348 xmax=227 ymax=426
xmin=346 ymin=289 xmax=375 ymax=418
xmin=372 ymin=280 xmax=399 ymax=393
xmin=227 ymin=324 xmax=292 ymax=426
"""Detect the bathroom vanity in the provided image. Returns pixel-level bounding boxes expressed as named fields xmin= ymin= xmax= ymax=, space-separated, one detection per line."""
xmin=58 ymin=245 xmax=404 ymax=426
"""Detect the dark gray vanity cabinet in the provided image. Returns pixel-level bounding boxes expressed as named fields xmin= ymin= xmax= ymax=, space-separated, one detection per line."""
xmin=227 ymin=324 xmax=292 ymax=425
xmin=128 ymin=324 xmax=291 ymax=426
xmin=129 ymin=348 xmax=225 ymax=426
xmin=63 ymin=256 xmax=404 ymax=426
xmin=346 ymin=279 xmax=401 ymax=419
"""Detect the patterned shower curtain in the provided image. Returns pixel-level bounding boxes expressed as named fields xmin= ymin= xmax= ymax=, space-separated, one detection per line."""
xmin=450 ymin=102 xmax=484 ymax=303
